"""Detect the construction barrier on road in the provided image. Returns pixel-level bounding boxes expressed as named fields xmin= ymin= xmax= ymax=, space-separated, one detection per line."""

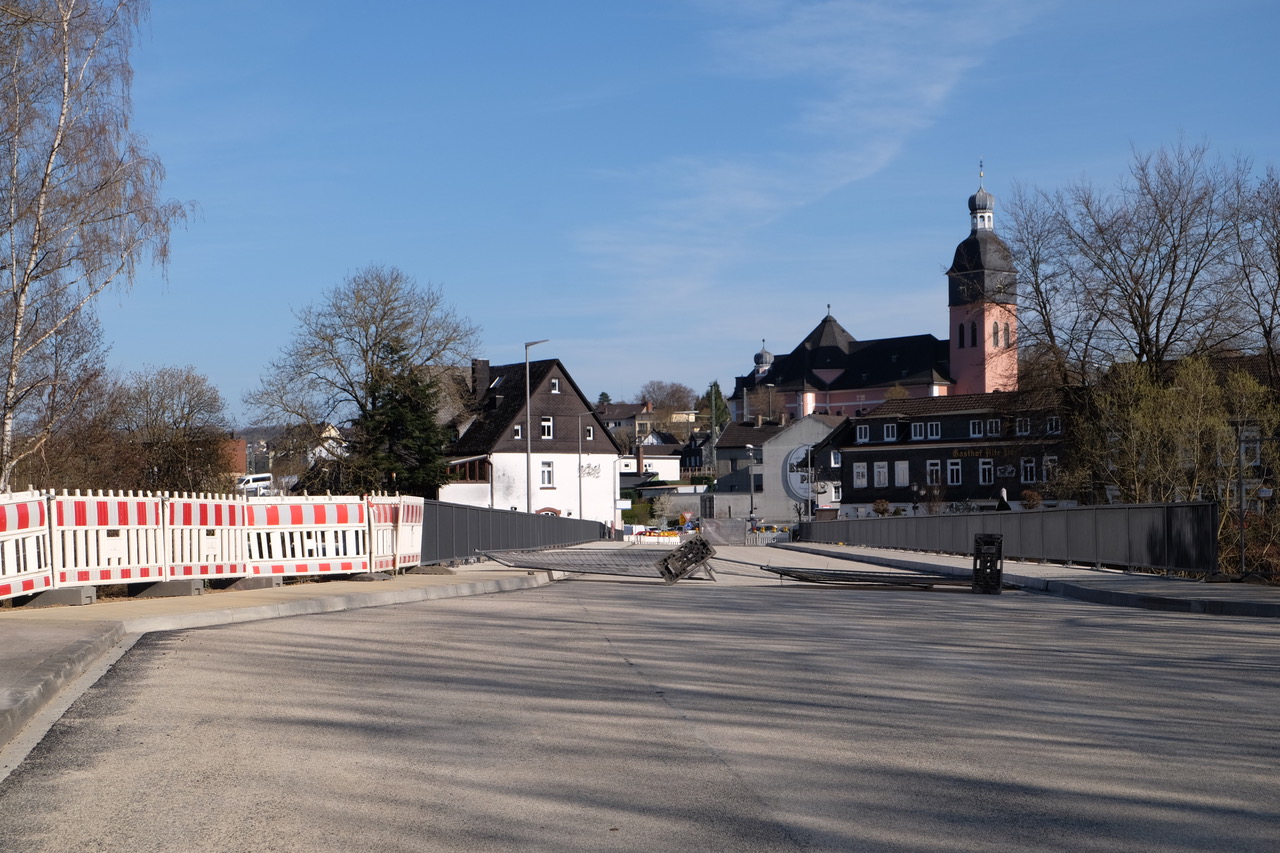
xmin=0 ymin=490 xmax=53 ymax=600
xmin=369 ymin=494 xmax=425 ymax=572
xmin=0 ymin=490 xmax=430 ymax=602
xmin=243 ymin=495 xmax=368 ymax=577
xmin=166 ymin=494 xmax=248 ymax=580
xmin=52 ymin=492 xmax=165 ymax=586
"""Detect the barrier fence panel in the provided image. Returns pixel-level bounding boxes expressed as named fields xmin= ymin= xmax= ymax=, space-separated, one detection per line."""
xmin=395 ymin=498 xmax=424 ymax=569
xmin=420 ymin=500 xmax=607 ymax=565
xmin=244 ymin=495 xmax=369 ymax=577
xmin=165 ymin=494 xmax=248 ymax=580
xmin=797 ymin=502 xmax=1219 ymax=574
xmin=367 ymin=495 xmax=425 ymax=572
xmin=368 ymin=497 xmax=400 ymax=572
xmin=0 ymin=491 xmax=53 ymax=601
xmin=52 ymin=491 xmax=165 ymax=587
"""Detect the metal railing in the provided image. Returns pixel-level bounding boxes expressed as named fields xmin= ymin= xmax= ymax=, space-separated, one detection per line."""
xmin=797 ymin=502 xmax=1219 ymax=574
xmin=420 ymin=501 xmax=608 ymax=565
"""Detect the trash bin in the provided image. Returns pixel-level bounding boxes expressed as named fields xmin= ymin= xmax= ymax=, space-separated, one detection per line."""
xmin=972 ymin=533 xmax=1003 ymax=594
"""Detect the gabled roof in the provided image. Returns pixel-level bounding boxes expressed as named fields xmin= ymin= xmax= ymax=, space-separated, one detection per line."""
xmin=716 ymin=421 xmax=787 ymax=449
xmin=741 ymin=320 xmax=952 ymax=395
xmin=597 ymin=401 xmax=651 ymax=420
xmin=451 ymin=359 xmax=622 ymax=457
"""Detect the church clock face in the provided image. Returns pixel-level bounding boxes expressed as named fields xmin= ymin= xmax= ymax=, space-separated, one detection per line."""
xmin=783 ymin=446 xmax=813 ymax=502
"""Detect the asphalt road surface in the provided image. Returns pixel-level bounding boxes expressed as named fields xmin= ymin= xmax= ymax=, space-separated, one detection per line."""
xmin=1 ymin=562 xmax=1277 ymax=852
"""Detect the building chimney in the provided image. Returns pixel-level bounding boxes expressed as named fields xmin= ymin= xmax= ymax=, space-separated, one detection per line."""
xmin=471 ymin=359 xmax=490 ymax=401
xmin=755 ymin=414 xmax=763 ymax=428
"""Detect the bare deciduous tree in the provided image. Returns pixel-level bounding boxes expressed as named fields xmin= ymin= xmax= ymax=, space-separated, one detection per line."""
xmin=1230 ymin=165 xmax=1280 ymax=385
xmin=1007 ymin=142 xmax=1249 ymax=381
xmin=0 ymin=0 xmax=186 ymax=489
xmin=116 ymin=364 xmax=233 ymax=492
xmin=247 ymin=264 xmax=480 ymax=451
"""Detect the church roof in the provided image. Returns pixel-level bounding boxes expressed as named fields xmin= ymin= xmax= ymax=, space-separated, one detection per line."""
xmin=735 ymin=313 xmax=951 ymax=397
xmin=947 ymin=229 xmax=1017 ymax=277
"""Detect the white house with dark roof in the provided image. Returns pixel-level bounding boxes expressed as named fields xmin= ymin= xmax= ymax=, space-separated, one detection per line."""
xmin=440 ymin=358 xmax=624 ymax=526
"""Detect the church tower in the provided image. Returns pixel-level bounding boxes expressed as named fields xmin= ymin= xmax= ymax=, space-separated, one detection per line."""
xmin=947 ymin=168 xmax=1018 ymax=395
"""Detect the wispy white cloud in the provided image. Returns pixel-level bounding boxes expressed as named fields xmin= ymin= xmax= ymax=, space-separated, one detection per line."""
xmin=573 ymin=0 xmax=1046 ymax=293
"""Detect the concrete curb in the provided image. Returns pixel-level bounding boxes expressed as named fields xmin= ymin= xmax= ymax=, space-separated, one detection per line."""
xmin=116 ymin=572 xmax=558 ymax=633
xmin=0 ymin=621 xmax=125 ymax=749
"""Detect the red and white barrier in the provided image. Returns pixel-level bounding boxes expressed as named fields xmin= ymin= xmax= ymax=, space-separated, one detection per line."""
xmin=369 ymin=494 xmax=424 ymax=572
xmin=0 ymin=490 xmax=425 ymax=603
xmin=52 ymin=491 xmax=165 ymax=586
xmin=243 ymin=495 xmax=369 ymax=577
xmin=165 ymin=494 xmax=248 ymax=580
xmin=0 ymin=490 xmax=53 ymax=600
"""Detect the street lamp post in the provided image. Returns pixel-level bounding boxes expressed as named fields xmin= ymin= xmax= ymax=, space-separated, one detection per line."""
xmin=745 ymin=444 xmax=756 ymax=523
xmin=525 ymin=339 xmax=549 ymax=513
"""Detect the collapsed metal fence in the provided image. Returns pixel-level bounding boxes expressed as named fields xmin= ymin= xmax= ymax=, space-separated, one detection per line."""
xmin=420 ymin=500 xmax=608 ymax=565
xmin=797 ymin=502 xmax=1219 ymax=574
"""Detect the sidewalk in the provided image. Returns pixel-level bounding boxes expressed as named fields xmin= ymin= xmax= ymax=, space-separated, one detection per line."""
xmin=0 ymin=564 xmax=558 ymax=756
xmin=772 ymin=541 xmax=1280 ymax=618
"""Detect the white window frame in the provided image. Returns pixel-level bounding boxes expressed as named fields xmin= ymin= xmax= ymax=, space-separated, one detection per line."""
xmin=540 ymin=460 xmax=554 ymax=487
xmin=1043 ymin=455 xmax=1058 ymax=481
xmin=979 ymin=458 xmax=994 ymax=486
xmin=540 ymin=416 xmax=554 ymax=439
xmin=873 ymin=461 xmax=889 ymax=488
xmin=970 ymin=420 xmax=983 ymax=438
xmin=549 ymin=378 xmax=560 ymax=394
xmin=856 ymin=424 xmax=870 ymax=443
xmin=926 ymin=460 xmax=941 ymax=486
xmin=894 ymin=460 xmax=909 ymax=487
xmin=1021 ymin=457 xmax=1036 ymax=484
xmin=884 ymin=423 xmax=897 ymax=441
xmin=911 ymin=422 xmax=925 ymax=441
xmin=1046 ymin=415 xmax=1062 ymax=434
xmin=830 ymin=451 xmax=842 ymax=467
xmin=1015 ymin=417 xmax=1031 ymax=436
xmin=585 ymin=426 xmax=595 ymax=441
xmin=947 ymin=459 xmax=962 ymax=486
xmin=927 ymin=421 xmax=941 ymax=439
xmin=513 ymin=424 xmax=522 ymax=440
xmin=852 ymin=463 xmax=868 ymax=489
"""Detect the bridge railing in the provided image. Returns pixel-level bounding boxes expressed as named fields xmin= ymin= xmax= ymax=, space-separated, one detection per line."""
xmin=797 ymin=502 xmax=1219 ymax=574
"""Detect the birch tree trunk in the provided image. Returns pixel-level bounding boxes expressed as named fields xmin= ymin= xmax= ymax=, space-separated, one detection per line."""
xmin=0 ymin=0 xmax=184 ymax=489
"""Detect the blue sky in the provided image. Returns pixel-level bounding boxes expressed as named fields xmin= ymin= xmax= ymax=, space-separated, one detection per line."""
xmin=108 ymin=0 xmax=1280 ymax=424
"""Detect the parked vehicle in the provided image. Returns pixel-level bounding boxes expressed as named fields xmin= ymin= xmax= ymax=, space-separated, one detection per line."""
xmin=235 ymin=473 xmax=276 ymax=496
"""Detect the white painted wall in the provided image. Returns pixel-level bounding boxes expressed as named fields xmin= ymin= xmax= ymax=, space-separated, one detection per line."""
xmin=618 ymin=455 xmax=681 ymax=480
xmin=439 ymin=451 xmax=620 ymax=527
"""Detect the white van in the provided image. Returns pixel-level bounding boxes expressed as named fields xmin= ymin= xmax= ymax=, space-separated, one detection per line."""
xmin=235 ymin=473 xmax=275 ymax=496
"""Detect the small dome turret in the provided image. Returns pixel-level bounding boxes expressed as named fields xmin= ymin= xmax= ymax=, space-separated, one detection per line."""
xmin=968 ymin=162 xmax=995 ymax=232
xmin=753 ymin=339 xmax=773 ymax=370
xmin=968 ymin=186 xmax=994 ymax=214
